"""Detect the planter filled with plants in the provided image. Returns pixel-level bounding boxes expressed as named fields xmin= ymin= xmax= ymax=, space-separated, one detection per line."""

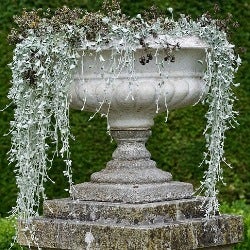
xmin=8 ymin=1 xmax=243 ymax=249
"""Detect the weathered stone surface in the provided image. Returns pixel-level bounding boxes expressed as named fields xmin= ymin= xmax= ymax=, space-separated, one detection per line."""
xmin=91 ymin=160 xmax=172 ymax=184
xmin=43 ymin=198 xmax=205 ymax=225
xmin=71 ymin=181 xmax=193 ymax=203
xmin=31 ymin=246 xmax=234 ymax=250
xmin=90 ymin=130 xmax=172 ymax=184
xmin=72 ymin=130 xmax=192 ymax=204
xmin=31 ymin=245 xmax=234 ymax=250
xmin=19 ymin=196 xmax=243 ymax=249
xmin=19 ymin=214 xmax=243 ymax=250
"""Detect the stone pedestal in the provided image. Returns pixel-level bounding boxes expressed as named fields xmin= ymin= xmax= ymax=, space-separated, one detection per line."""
xmin=19 ymin=197 xmax=243 ymax=249
xmin=18 ymin=130 xmax=244 ymax=249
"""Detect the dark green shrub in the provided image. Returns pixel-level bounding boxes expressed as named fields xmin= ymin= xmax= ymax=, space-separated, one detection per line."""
xmin=0 ymin=217 xmax=25 ymax=250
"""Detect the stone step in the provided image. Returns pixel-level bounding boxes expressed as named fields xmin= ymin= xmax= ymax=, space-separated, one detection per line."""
xmin=71 ymin=181 xmax=193 ymax=203
xmin=43 ymin=197 xmax=206 ymax=225
xmin=18 ymin=214 xmax=243 ymax=250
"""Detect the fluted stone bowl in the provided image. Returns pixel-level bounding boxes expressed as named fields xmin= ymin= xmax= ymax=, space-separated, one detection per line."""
xmin=70 ymin=36 xmax=207 ymax=129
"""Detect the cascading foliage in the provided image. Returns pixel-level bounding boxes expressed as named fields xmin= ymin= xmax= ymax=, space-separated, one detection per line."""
xmin=9 ymin=27 xmax=78 ymax=223
xmin=8 ymin=1 xmax=241 ymax=225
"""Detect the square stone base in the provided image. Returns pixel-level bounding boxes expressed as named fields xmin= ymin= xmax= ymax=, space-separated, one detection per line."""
xmin=18 ymin=198 xmax=243 ymax=250
xmin=31 ymin=246 xmax=233 ymax=250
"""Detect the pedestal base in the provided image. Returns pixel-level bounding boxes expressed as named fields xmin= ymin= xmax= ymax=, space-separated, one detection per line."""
xmin=30 ymin=246 xmax=234 ymax=250
xmin=17 ymin=129 xmax=244 ymax=249
xmin=71 ymin=181 xmax=193 ymax=203
xmin=18 ymin=197 xmax=243 ymax=249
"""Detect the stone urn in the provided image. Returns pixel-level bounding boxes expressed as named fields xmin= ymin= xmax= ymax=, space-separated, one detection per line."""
xmin=69 ymin=36 xmax=206 ymax=202
xmin=18 ymin=36 xmax=243 ymax=250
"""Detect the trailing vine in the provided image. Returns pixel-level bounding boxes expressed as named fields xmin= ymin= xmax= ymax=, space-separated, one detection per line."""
xmin=9 ymin=27 xmax=78 ymax=223
xmin=8 ymin=1 xmax=240 ymax=226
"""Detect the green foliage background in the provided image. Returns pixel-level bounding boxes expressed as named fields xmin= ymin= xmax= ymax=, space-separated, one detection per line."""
xmin=0 ymin=218 xmax=23 ymax=250
xmin=0 ymin=0 xmax=249 ymax=219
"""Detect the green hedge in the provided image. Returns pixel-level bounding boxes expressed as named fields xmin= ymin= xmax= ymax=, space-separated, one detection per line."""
xmin=0 ymin=0 xmax=249 ymax=217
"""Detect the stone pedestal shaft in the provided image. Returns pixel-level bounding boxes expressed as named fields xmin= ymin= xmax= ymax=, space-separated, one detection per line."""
xmin=91 ymin=129 xmax=172 ymax=184
xmin=71 ymin=129 xmax=193 ymax=203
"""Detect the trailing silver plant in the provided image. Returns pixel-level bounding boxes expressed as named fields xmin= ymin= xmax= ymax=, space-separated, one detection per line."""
xmin=9 ymin=27 xmax=78 ymax=224
xmin=172 ymin=14 xmax=241 ymax=217
xmin=8 ymin=5 xmax=240 ymax=227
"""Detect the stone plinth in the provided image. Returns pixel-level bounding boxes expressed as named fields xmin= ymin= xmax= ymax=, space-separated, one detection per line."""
xmin=72 ymin=181 xmax=193 ymax=203
xmin=19 ymin=197 xmax=243 ymax=249
xmin=18 ymin=129 xmax=244 ymax=249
